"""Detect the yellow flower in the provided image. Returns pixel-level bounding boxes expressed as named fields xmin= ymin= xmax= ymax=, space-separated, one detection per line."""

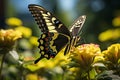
xmin=53 ymin=49 xmax=70 ymax=66
xmin=0 ymin=29 xmax=22 ymax=48
xmin=102 ymin=43 xmax=120 ymax=64
xmin=69 ymin=67 xmax=79 ymax=76
xmin=24 ymin=58 xmax=56 ymax=71
xmin=15 ymin=26 xmax=32 ymax=38
xmin=29 ymin=36 xmax=38 ymax=46
xmin=36 ymin=49 xmax=70 ymax=69
xmin=112 ymin=16 xmax=120 ymax=27
xmin=0 ymin=29 xmax=22 ymax=46
xmin=69 ymin=67 xmax=79 ymax=72
xmin=98 ymin=29 xmax=120 ymax=42
xmin=6 ymin=17 xmax=22 ymax=27
xmin=26 ymin=74 xmax=38 ymax=80
xmin=24 ymin=49 xmax=70 ymax=71
xmin=70 ymin=44 xmax=101 ymax=70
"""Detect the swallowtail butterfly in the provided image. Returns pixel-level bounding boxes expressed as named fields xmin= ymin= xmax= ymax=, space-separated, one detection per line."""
xmin=28 ymin=4 xmax=86 ymax=64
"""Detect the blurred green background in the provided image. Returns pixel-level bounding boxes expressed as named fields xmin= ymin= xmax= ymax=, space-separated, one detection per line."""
xmin=1 ymin=0 xmax=120 ymax=49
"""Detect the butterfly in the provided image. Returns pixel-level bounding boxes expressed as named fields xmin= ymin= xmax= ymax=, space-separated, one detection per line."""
xmin=28 ymin=4 xmax=86 ymax=64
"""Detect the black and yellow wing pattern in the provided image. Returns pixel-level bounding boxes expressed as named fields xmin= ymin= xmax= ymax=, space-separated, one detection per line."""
xmin=28 ymin=4 xmax=86 ymax=64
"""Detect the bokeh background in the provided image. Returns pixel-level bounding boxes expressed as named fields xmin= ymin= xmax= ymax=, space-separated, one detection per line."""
xmin=1 ymin=0 xmax=120 ymax=49
xmin=1 ymin=0 xmax=120 ymax=80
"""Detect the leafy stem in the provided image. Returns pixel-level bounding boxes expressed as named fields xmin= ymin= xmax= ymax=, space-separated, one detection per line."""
xmin=87 ymin=70 xmax=90 ymax=80
xmin=0 ymin=53 xmax=7 ymax=79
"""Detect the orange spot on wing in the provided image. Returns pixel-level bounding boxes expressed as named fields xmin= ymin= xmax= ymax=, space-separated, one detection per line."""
xmin=45 ymin=38 xmax=49 ymax=41
xmin=45 ymin=48 xmax=48 ymax=50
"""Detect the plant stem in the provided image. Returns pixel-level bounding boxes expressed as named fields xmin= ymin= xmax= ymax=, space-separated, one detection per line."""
xmin=87 ymin=71 xmax=90 ymax=80
xmin=0 ymin=53 xmax=7 ymax=79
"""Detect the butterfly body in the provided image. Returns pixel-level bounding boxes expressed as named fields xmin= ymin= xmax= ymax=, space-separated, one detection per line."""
xmin=28 ymin=4 xmax=86 ymax=64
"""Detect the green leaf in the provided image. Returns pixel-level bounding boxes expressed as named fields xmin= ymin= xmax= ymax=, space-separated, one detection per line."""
xmin=93 ymin=62 xmax=106 ymax=68
xmin=9 ymin=50 xmax=19 ymax=60
xmin=9 ymin=50 xmax=23 ymax=64
xmin=96 ymin=70 xmax=120 ymax=80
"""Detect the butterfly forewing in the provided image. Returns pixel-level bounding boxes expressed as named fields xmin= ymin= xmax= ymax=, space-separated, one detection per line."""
xmin=28 ymin=4 xmax=71 ymax=36
xmin=28 ymin=5 xmax=48 ymax=32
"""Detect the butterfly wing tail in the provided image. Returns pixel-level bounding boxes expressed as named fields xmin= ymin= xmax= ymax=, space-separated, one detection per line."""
xmin=34 ymin=55 xmax=44 ymax=64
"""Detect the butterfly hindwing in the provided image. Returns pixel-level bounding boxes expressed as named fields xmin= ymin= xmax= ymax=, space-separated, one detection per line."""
xmin=35 ymin=32 xmax=70 ymax=63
